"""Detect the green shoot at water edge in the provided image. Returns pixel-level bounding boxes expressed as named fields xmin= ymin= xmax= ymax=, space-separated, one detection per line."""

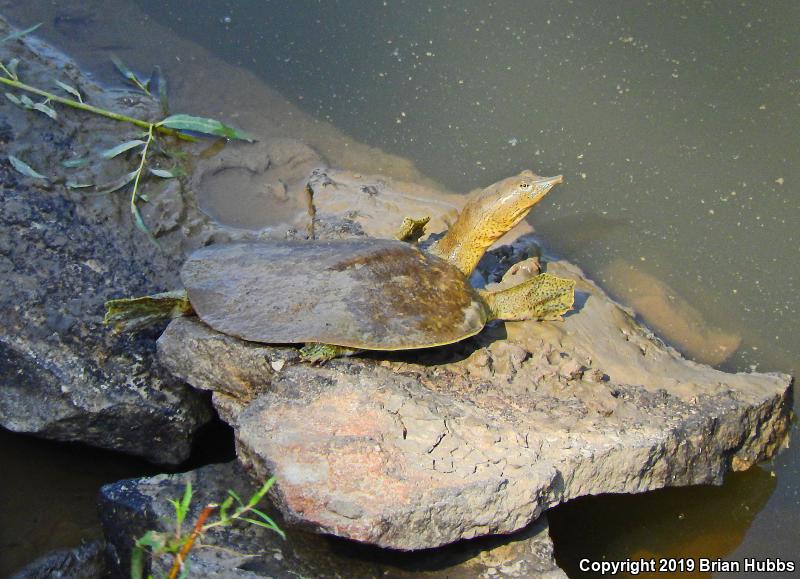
xmin=131 ymin=478 xmax=284 ymax=579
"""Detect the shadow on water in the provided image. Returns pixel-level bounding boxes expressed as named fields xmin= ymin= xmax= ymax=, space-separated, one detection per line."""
xmin=548 ymin=466 xmax=777 ymax=578
xmin=0 ymin=417 xmax=236 ymax=576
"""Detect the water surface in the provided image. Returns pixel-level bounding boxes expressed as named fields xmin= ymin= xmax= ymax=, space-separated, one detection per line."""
xmin=132 ymin=0 xmax=800 ymax=571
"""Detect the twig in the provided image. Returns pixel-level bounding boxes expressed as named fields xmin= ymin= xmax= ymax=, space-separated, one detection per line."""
xmin=0 ymin=75 xmax=189 ymax=139
xmin=168 ymin=504 xmax=216 ymax=579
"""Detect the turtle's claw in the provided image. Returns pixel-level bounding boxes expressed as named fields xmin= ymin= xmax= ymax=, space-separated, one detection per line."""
xmin=395 ymin=216 xmax=431 ymax=243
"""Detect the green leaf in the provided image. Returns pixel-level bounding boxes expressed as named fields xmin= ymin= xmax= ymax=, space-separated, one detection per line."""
xmin=148 ymin=167 xmax=177 ymax=179
xmin=177 ymin=561 xmax=191 ymax=579
xmin=95 ymin=170 xmax=137 ymax=194
xmin=100 ymin=139 xmax=146 ymax=159
xmin=6 ymin=58 xmax=19 ymax=80
xmin=0 ymin=22 xmax=42 ymax=43
xmin=66 ymin=180 xmax=93 ymax=189
xmin=32 ymin=101 xmax=58 ymax=120
xmin=167 ymin=498 xmax=180 ymax=514
xmin=110 ymin=55 xmax=150 ymax=94
xmin=20 ymin=94 xmax=34 ymax=107
xmin=8 ymin=155 xmax=48 ymax=180
xmin=154 ymin=65 xmax=169 ymax=115
xmin=4 ymin=92 xmax=21 ymax=106
xmin=55 ymin=80 xmax=82 ymax=102
xmin=134 ymin=530 xmax=165 ymax=551
xmin=180 ymin=481 xmax=193 ymax=517
xmin=110 ymin=54 xmax=136 ymax=82
xmin=131 ymin=197 xmax=159 ymax=246
xmin=218 ymin=496 xmax=234 ymax=521
xmin=246 ymin=477 xmax=276 ymax=509
xmin=61 ymin=157 xmax=90 ymax=168
xmin=249 ymin=507 xmax=282 ymax=531
xmin=240 ymin=517 xmax=287 ymax=539
xmin=130 ymin=545 xmax=145 ymax=579
xmin=157 ymin=114 xmax=255 ymax=142
xmin=227 ymin=489 xmax=244 ymax=507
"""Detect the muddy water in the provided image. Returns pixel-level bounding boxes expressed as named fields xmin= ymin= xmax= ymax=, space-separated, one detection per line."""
xmin=2 ymin=0 xmax=798 ymax=575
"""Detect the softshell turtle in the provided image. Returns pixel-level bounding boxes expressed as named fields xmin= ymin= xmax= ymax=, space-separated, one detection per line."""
xmin=106 ymin=171 xmax=575 ymax=361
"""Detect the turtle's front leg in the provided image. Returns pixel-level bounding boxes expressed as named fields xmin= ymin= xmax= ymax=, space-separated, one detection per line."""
xmin=394 ymin=216 xmax=430 ymax=243
xmin=299 ymin=343 xmax=363 ymax=364
xmin=104 ymin=290 xmax=193 ymax=333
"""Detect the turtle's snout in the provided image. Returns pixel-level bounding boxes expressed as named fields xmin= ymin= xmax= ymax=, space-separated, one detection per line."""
xmin=524 ymin=174 xmax=563 ymax=202
xmin=536 ymin=174 xmax=564 ymax=187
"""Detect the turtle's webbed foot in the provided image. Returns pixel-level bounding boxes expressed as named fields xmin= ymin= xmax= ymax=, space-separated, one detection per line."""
xmin=104 ymin=290 xmax=193 ymax=333
xmin=394 ymin=216 xmax=431 ymax=243
xmin=520 ymin=273 xmax=576 ymax=321
xmin=299 ymin=343 xmax=362 ymax=364
xmin=481 ymin=273 xmax=576 ymax=322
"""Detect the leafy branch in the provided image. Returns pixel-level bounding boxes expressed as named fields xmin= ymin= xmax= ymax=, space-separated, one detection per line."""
xmin=132 ymin=478 xmax=284 ymax=579
xmin=2 ymin=25 xmax=254 ymax=242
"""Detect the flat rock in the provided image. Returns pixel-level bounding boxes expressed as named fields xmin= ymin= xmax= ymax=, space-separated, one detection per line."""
xmin=99 ymin=461 xmax=565 ymax=578
xmin=158 ymin=247 xmax=792 ymax=549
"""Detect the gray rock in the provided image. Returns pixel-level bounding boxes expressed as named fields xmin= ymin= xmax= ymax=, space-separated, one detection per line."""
xmin=0 ymin=17 xmax=333 ymax=463
xmin=0 ymin=18 xmax=212 ymax=462
xmin=9 ymin=540 xmax=106 ymax=579
xmin=157 ymin=251 xmax=792 ymax=549
xmin=99 ymin=461 xmax=565 ymax=578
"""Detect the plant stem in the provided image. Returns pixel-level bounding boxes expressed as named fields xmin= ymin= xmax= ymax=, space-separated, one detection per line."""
xmin=133 ymin=124 xmax=154 ymax=199
xmin=130 ymin=123 xmax=158 ymax=243
xmin=168 ymin=504 xmax=216 ymax=579
xmin=0 ymin=75 xmax=186 ymax=139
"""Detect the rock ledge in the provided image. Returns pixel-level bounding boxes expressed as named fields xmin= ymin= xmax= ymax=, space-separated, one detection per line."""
xmin=159 ymin=252 xmax=792 ymax=550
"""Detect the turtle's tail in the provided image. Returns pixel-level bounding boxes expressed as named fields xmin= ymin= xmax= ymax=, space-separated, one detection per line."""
xmin=104 ymin=289 xmax=193 ymax=333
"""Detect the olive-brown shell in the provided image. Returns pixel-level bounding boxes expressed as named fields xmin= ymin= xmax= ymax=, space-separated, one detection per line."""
xmin=181 ymin=240 xmax=490 ymax=349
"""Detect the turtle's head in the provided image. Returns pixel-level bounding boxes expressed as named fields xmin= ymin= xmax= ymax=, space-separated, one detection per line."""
xmin=478 ymin=171 xmax=563 ymax=234
xmin=430 ymin=171 xmax=564 ymax=275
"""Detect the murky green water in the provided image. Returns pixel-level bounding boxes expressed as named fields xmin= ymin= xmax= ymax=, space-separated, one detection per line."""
xmin=130 ymin=0 xmax=799 ymax=569
xmin=2 ymin=0 xmax=797 ymax=575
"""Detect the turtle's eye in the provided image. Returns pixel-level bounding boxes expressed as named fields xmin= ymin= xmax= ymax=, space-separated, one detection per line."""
xmin=520 ymin=181 xmax=531 ymax=190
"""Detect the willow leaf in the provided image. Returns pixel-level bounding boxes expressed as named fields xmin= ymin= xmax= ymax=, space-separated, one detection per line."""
xmin=55 ymin=80 xmax=82 ymax=102
xmin=157 ymin=114 xmax=255 ymax=142
xmin=32 ymin=101 xmax=58 ymax=120
xmin=62 ymin=157 xmax=90 ymax=168
xmin=5 ymin=92 xmax=21 ymax=106
xmin=95 ymin=171 xmax=138 ymax=194
xmin=148 ymin=167 xmax=177 ymax=179
xmin=0 ymin=23 xmax=42 ymax=44
xmin=9 ymin=155 xmax=48 ymax=180
xmin=100 ymin=139 xmax=146 ymax=159
xmin=131 ymin=200 xmax=158 ymax=246
xmin=110 ymin=55 xmax=150 ymax=94
xmin=155 ymin=65 xmax=168 ymax=115
xmin=66 ymin=180 xmax=93 ymax=189
xmin=6 ymin=58 xmax=19 ymax=80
